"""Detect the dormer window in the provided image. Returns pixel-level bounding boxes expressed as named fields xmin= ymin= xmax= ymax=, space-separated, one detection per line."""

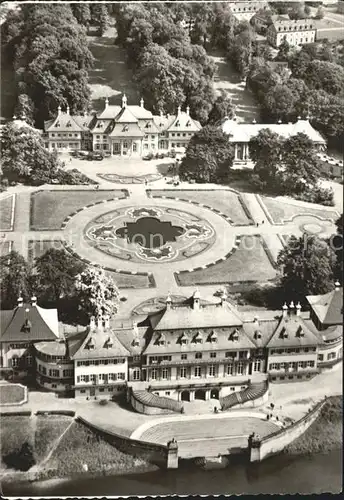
xmin=21 ymin=319 xmax=32 ymax=333
xmin=254 ymin=330 xmax=262 ymax=340
xmin=104 ymin=337 xmax=113 ymax=348
xmin=296 ymin=326 xmax=304 ymax=338
xmin=180 ymin=333 xmax=188 ymax=345
xmin=280 ymin=327 xmax=288 ymax=339
xmin=175 ymin=120 xmax=180 ymax=127
xmin=97 ymin=122 xmax=102 ymax=128
xmin=158 ymin=334 xmax=166 ymax=346
xmin=186 ymin=120 xmax=191 ymax=127
xmin=55 ymin=122 xmax=60 ymax=127
xmin=66 ymin=121 xmax=72 ymax=128
xmin=86 ymin=338 xmax=95 ymax=350
xmin=123 ymin=125 xmax=129 ymax=132
xmin=194 ymin=331 xmax=203 ymax=344
xmin=209 ymin=331 xmax=217 ymax=343
xmin=230 ymin=329 xmax=239 ymax=342
xmin=132 ymin=338 xmax=140 ymax=347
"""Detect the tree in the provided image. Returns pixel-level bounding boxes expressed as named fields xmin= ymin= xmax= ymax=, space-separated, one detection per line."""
xmin=0 ymin=251 xmax=32 ymax=308
xmin=276 ymin=36 xmax=290 ymax=61
xmin=277 ymin=235 xmax=336 ymax=301
xmin=71 ymin=4 xmax=91 ymax=27
xmin=0 ymin=122 xmax=62 ymax=184
xmin=35 ymin=248 xmax=86 ymax=302
xmin=302 ymin=60 xmax=344 ymax=95
xmin=315 ymin=6 xmax=325 ymax=19
xmin=334 ymin=213 xmax=343 ymax=279
xmin=13 ymin=94 xmax=35 ymax=125
xmin=281 ymin=133 xmax=321 ymax=193
xmin=304 ymin=5 xmax=311 ymax=17
xmin=207 ymin=93 xmax=235 ymax=125
xmin=249 ymin=129 xmax=284 ymax=189
xmin=90 ymin=4 xmax=110 ymax=35
xmin=179 ymin=126 xmax=234 ymax=183
xmin=75 ymin=267 xmax=120 ymax=319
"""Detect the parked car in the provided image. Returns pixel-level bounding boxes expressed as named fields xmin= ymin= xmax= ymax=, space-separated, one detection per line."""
xmin=143 ymin=152 xmax=154 ymax=161
xmin=76 ymin=151 xmax=90 ymax=160
xmin=157 ymin=152 xmax=165 ymax=159
xmin=88 ymin=152 xmax=104 ymax=161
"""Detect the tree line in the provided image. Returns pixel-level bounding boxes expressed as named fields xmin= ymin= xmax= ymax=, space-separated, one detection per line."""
xmin=0 ymin=248 xmax=119 ymax=324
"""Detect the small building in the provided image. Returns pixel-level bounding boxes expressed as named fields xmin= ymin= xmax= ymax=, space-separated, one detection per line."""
xmin=0 ymin=296 xmax=59 ymax=377
xmin=229 ymin=1 xmax=268 ymax=22
xmin=267 ymin=19 xmax=316 ymax=47
xmin=221 ymin=116 xmax=326 ymax=165
xmin=71 ymin=315 xmax=130 ymax=399
xmin=43 ymin=106 xmax=93 ymax=152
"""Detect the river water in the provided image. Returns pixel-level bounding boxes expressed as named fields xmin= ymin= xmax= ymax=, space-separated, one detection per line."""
xmin=3 ymin=450 xmax=342 ymax=496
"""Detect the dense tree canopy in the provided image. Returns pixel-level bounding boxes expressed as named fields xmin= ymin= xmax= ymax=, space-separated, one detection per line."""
xmin=75 ymin=267 xmax=120 ymax=319
xmin=207 ymin=93 xmax=235 ymax=125
xmin=277 ymin=235 xmax=337 ymax=301
xmin=249 ymin=129 xmax=284 ymax=188
xmin=0 ymin=251 xmax=32 ymax=308
xmin=179 ymin=126 xmax=234 ymax=183
xmin=3 ymin=3 xmax=94 ymax=125
xmin=35 ymin=248 xmax=86 ymax=302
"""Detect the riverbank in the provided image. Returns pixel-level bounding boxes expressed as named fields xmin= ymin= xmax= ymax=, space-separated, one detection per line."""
xmin=284 ymin=396 xmax=343 ymax=455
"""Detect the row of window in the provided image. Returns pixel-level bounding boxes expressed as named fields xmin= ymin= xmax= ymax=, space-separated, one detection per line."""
xmin=11 ymin=355 xmax=32 ymax=368
xmin=149 ymin=350 xmax=249 ymax=363
xmin=51 ymin=143 xmax=80 ymax=149
xmin=38 ymin=364 xmax=73 ymax=378
xmin=270 ymin=347 xmax=316 ymax=355
xmin=269 ymin=361 xmax=315 ymax=371
xmin=77 ymin=373 xmax=125 ymax=383
xmin=149 ymin=361 xmax=252 ymax=380
xmin=170 ymin=132 xmax=192 ymax=138
xmin=50 ymin=133 xmax=80 ymax=138
xmin=76 ymin=359 xmax=125 ymax=366
xmin=78 ymin=386 xmax=123 ymax=394
xmin=318 ymin=352 xmax=338 ymax=361
xmin=9 ymin=343 xmax=29 ymax=350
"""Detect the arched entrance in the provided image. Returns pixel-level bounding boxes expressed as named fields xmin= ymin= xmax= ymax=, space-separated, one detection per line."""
xmin=181 ymin=390 xmax=190 ymax=402
xmin=195 ymin=389 xmax=206 ymax=400
xmin=210 ymin=388 xmax=219 ymax=399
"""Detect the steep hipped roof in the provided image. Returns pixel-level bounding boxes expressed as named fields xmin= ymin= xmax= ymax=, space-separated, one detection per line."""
xmin=34 ymin=329 xmax=88 ymax=358
xmin=270 ymin=19 xmax=315 ymax=33
xmin=166 ymin=111 xmax=201 ymax=133
xmin=72 ymin=326 xmax=130 ymax=360
xmin=222 ymin=118 xmax=326 ymax=144
xmin=153 ymin=114 xmax=175 ymax=132
xmin=266 ymin=315 xmax=319 ymax=348
xmin=143 ymin=324 xmax=256 ymax=356
xmin=115 ymin=107 xmax=139 ymax=124
xmin=44 ymin=111 xmax=84 ymax=133
xmin=108 ymin=122 xmax=144 ymax=138
xmin=0 ymin=304 xmax=59 ymax=342
xmin=113 ymin=326 xmax=148 ymax=356
xmin=97 ymin=105 xmax=122 ymax=120
xmin=151 ymin=302 xmax=243 ymax=331
xmin=306 ymin=287 xmax=343 ymax=326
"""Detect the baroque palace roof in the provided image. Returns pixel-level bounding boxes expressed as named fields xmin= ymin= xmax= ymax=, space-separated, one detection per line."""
xmin=306 ymin=286 xmax=343 ymax=326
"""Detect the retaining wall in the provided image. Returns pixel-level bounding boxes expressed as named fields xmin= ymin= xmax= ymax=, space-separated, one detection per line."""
xmin=250 ymin=399 xmax=326 ymax=462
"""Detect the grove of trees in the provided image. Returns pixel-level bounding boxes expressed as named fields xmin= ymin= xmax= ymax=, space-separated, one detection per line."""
xmin=0 ymin=249 xmax=119 ymax=325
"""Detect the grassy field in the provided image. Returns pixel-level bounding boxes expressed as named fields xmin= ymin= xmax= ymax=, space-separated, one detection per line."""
xmin=106 ymin=270 xmax=152 ymax=289
xmin=30 ymin=190 xmax=127 ymax=230
xmin=0 ymin=416 xmax=33 ymax=461
xmin=285 ymin=396 xmax=343 ymax=455
xmin=150 ymin=190 xmax=252 ymax=225
xmin=45 ymin=420 xmax=152 ymax=477
xmin=0 ymin=384 xmax=26 ymax=405
xmin=34 ymin=416 xmax=72 ymax=463
xmin=0 ymin=195 xmax=14 ymax=231
xmin=176 ymin=235 xmax=277 ymax=286
xmin=261 ymin=196 xmax=339 ymax=224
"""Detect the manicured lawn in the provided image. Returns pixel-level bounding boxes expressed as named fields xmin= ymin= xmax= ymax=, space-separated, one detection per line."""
xmin=28 ymin=240 xmax=64 ymax=262
xmin=176 ymin=235 xmax=277 ymax=286
xmin=30 ymin=190 xmax=127 ymax=230
xmin=0 ymin=416 xmax=32 ymax=459
xmin=34 ymin=415 xmax=72 ymax=462
xmin=0 ymin=383 xmax=26 ymax=405
xmin=150 ymin=190 xmax=252 ymax=225
xmin=0 ymin=195 xmax=14 ymax=231
xmin=106 ymin=270 xmax=152 ymax=289
xmin=261 ymin=196 xmax=339 ymax=224
xmin=46 ymin=420 xmax=152 ymax=476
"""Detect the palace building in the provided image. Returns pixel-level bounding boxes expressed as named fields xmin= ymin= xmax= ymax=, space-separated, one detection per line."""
xmin=43 ymin=94 xmax=201 ymax=156
xmin=267 ymin=19 xmax=316 ymax=48
xmin=1 ymin=286 xmax=342 ymax=405
xmin=221 ymin=116 xmax=326 ymax=165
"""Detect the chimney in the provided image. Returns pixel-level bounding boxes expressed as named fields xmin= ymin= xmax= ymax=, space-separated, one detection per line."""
xmin=177 ymin=105 xmax=181 ymax=116
xmin=17 ymin=296 xmax=23 ymax=308
xmin=335 ymin=281 xmax=340 ymax=291
xmin=122 ymin=94 xmax=127 ymax=108
xmin=252 ymin=118 xmax=257 ymax=124
xmin=297 ymin=115 xmax=301 ymax=121
xmin=105 ymin=97 xmax=109 ymax=109
xmin=186 ymin=106 xmax=190 ymax=116
xmin=57 ymin=105 xmax=61 ymax=116
xmin=97 ymin=316 xmax=103 ymax=331
xmin=282 ymin=302 xmax=288 ymax=318
xmin=296 ymin=302 xmax=301 ymax=316
xmin=160 ymin=110 xmax=164 ymax=118
xmin=220 ymin=290 xmax=227 ymax=306
xmin=66 ymin=105 xmax=70 ymax=115
xmin=254 ymin=316 xmax=259 ymax=326
xmin=277 ymin=118 xmax=282 ymax=124
xmin=104 ymin=314 xmax=110 ymax=330
xmin=192 ymin=290 xmax=200 ymax=310
xmin=90 ymin=316 xmax=96 ymax=331
xmin=166 ymin=294 xmax=172 ymax=309
xmin=31 ymin=296 xmax=37 ymax=307
xmin=289 ymin=301 xmax=295 ymax=315
xmin=140 ymin=97 xmax=144 ymax=108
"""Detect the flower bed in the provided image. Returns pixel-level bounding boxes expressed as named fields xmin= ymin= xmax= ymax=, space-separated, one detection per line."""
xmin=260 ymin=196 xmax=338 ymax=224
